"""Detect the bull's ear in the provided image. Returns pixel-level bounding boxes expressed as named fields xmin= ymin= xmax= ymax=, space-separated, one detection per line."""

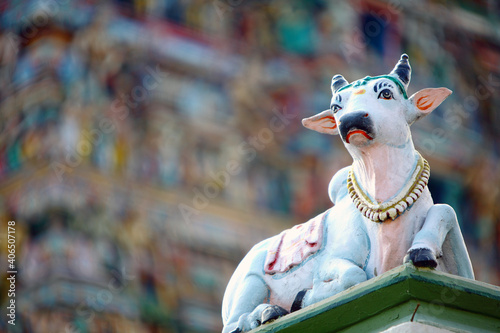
xmin=409 ymin=88 xmax=452 ymax=122
xmin=302 ymin=110 xmax=338 ymax=135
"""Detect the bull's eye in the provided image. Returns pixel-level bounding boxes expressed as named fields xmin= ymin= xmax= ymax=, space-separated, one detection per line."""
xmin=331 ymin=104 xmax=342 ymax=114
xmin=378 ymin=89 xmax=394 ymax=100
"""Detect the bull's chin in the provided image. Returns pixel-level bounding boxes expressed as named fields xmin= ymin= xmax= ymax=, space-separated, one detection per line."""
xmin=345 ymin=130 xmax=374 ymax=146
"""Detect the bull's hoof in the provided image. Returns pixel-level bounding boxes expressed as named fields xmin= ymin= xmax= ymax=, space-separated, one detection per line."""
xmin=261 ymin=305 xmax=289 ymax=324
xmin=409 ymin=248 xmax=438 ymax=268
xmin=230 ymin=328 xmax=242 ymax=333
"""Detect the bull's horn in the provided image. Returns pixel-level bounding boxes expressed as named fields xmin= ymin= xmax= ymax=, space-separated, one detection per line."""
xmin=390 ymin=54 xmax=411 ymax=90
xmin=331 ymin=74 xmax=349 ymax=93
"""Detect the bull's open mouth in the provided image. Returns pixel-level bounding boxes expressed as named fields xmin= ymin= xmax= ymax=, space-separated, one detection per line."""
xmin=346 ymin=129 xmax=373 ymax=144
xmin=338 ymin=111 xmax=375 ymax=145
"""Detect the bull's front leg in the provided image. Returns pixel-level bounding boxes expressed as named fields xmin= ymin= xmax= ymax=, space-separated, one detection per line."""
xmin=407 ymin=204 xmax=454 ymax=267
xmin=407 ymin=204 xmax=474 ymax=279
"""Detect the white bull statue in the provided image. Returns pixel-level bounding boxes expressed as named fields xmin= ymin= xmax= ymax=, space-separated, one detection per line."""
xmin=222 ymin=54 xmax=474 ymax=333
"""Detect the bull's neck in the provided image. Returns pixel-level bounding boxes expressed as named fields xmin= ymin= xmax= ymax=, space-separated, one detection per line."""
xmin=350 ymin=142 xmax=419 ymax=204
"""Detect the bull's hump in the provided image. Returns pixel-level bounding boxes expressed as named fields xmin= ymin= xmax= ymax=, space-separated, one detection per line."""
xmin=329 ymin=167 xmax=350 ymax=204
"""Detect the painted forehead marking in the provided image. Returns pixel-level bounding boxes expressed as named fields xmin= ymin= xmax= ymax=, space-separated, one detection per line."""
xmin=337 ymin=75 xmax=408 ymax=99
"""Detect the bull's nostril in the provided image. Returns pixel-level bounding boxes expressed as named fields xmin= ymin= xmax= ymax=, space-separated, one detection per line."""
xmin=363 ymin=113 xmax=369 ymax=118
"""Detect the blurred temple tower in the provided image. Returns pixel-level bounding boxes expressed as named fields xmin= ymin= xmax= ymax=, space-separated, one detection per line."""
xmin=1 ymin=1 xmax=500 ymax=332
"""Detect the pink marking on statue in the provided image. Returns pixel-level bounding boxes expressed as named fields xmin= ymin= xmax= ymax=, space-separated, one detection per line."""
xmin=264 ymin=210 xmax=329 ymax=274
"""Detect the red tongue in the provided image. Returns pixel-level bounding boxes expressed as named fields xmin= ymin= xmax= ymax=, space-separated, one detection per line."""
xmin=346 ymin=130 xmax=373 ymax=144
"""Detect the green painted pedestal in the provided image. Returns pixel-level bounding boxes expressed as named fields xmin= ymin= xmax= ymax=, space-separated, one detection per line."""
xmin=251 ymin=264 xmax=500 ymax=333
